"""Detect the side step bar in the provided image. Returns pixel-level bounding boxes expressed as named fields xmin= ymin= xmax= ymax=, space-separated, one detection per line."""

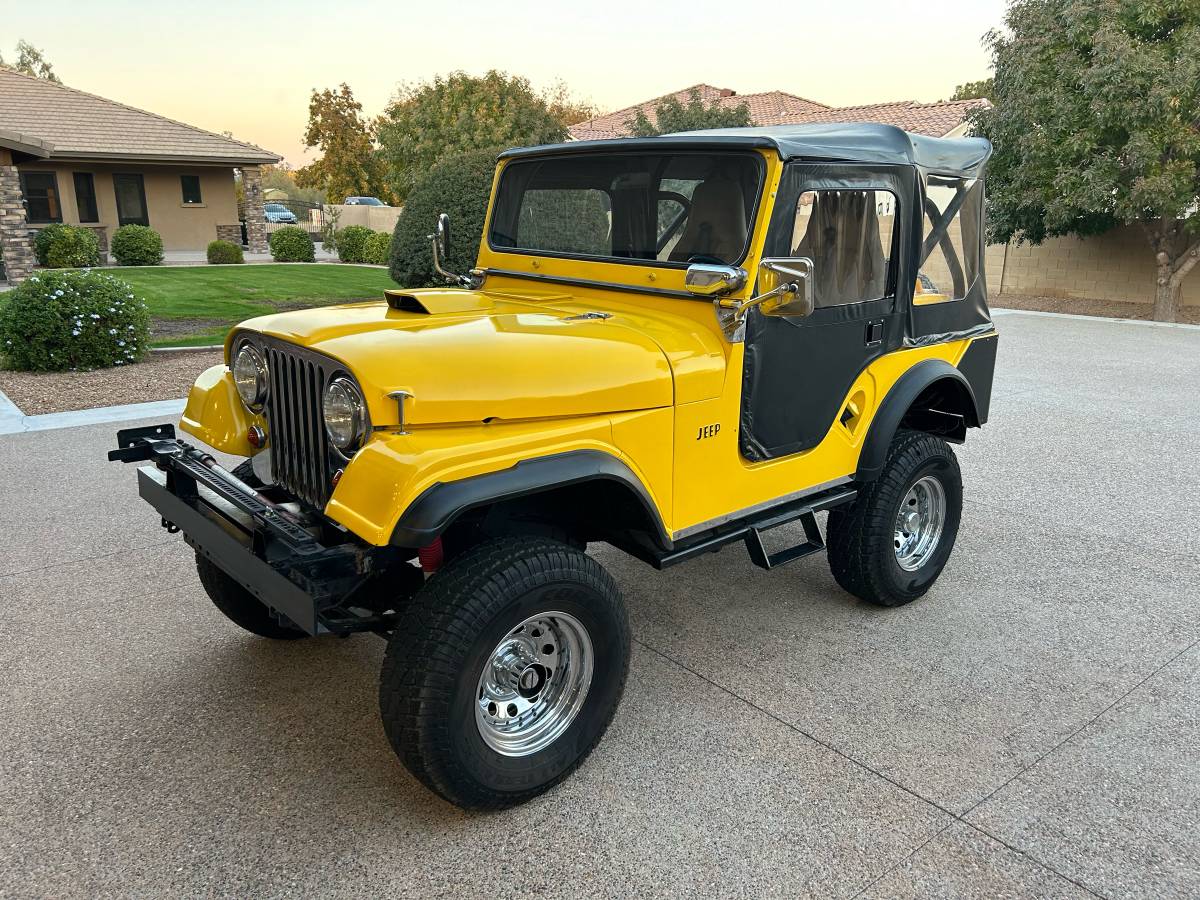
xmin=744 ymin=509 xmax=824 ymax=570
xmin=615 ymin=485 xmax=856 ymax=571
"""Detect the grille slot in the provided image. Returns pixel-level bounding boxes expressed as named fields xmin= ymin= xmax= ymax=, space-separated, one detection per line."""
xmin=263 ymin=343 xmax=334 ymax=508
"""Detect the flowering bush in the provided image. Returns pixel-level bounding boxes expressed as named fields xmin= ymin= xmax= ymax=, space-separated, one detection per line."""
xmin=0 ymin=271 xmax=151 ymax=371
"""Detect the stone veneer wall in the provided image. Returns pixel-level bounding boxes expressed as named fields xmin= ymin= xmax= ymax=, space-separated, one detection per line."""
xmin=0 ymin=164 xmax=35 ymax=283
xmin=215 ymin=224 xmax=243 ymax=244
xmin=240 ymin=166 xmax=268 ymax=254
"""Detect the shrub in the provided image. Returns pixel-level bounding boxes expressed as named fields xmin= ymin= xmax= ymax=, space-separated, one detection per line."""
xmin=335 ymin=225 xmax=374 ymax=263
xmin=111 ymin=225 xmax=164 ymax=266
xmin=269 ymin=226 xmax=315 ymax=262
xmin=364 ymin=230 xmax=392 ymax=266
xmin=206 ymin=239 xmax=244 ymax=264
xmin=390 ymin=147 xmax=500 ymax=287
xmin=33 ymin=223 xmax=68 ymax=266
xmin=0 ymin=271 xmax=150 ymax=372
xmin=43 ymin=225 xmax=102 ymax=268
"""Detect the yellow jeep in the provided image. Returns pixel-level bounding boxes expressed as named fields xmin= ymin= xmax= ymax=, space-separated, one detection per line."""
xmin=110 ymin=124 xmax=997 ymax=810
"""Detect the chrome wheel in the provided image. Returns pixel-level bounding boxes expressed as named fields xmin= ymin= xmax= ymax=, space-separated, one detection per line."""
xmin=893 ymin=475 xmax=946 ymax=572
xmin=475 ymin=611 xmax=593 ymax=757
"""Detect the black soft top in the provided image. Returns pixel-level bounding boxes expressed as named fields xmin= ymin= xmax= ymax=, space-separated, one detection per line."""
xmin=498 ymin=123 xmax=991 ymax=179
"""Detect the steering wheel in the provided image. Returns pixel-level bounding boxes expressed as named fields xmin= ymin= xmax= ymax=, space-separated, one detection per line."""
xmin=687 ymin=254 xmax=725 ymax=265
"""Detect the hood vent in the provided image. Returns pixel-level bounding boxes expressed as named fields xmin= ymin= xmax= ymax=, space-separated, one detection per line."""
xmin=384 ymin=290 xmax=494 ymax=315
xmin=385 ymin=292 xmax=429 ymax=313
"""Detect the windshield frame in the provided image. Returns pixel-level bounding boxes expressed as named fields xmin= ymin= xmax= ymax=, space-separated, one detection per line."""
xmin=485 ymin=149 xmax=767 ymax=271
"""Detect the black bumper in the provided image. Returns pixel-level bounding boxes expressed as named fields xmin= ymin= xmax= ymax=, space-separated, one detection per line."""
xmin=111 ymin=424 xmax=384 ymax=636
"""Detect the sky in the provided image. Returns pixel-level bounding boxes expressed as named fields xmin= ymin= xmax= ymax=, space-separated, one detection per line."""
xmin=7 ymin=0 xmax=1005 ymax=166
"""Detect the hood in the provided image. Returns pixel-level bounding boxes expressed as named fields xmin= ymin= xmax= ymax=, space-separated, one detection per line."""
xmin=238 ymin=289 xmax=675 ymax=428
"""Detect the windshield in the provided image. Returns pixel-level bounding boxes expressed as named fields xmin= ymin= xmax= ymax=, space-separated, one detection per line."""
xmin=489 ymin=151 xmax=764 ymax=267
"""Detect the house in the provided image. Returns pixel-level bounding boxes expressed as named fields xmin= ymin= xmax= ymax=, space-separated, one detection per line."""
xmin=568 ymin=84 xmax=987 ymax=141
xmin=0 ymin=68 xmax=280 ymax=283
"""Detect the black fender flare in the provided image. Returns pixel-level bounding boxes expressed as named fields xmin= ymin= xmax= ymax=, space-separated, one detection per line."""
xmin=855 ymin=359 xmax=979 ymax=482
xmin=390 ymin=449 xmax=670 ymax=548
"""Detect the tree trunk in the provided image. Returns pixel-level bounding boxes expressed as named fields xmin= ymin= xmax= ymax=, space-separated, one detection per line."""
xmin=1154 ymin=253 xmax=1179 ymax=322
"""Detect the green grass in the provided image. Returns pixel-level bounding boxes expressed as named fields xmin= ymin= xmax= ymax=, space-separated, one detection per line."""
xmin=103 ymin=264 xmax=396 ymax=347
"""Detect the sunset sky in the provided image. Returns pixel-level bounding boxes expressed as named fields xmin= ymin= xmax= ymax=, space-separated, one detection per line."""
xmin=7 ymin=0 xmax=1004 ymax=166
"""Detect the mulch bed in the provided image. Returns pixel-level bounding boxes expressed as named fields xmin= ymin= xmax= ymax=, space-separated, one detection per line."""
xmin=994 ymin=293 xmax=1200 ymax=325
xmin=0 ymin=349 xmax=223 ymax=415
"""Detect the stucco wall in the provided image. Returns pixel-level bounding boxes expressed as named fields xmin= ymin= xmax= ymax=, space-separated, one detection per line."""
xmin=332 ymin=204 xmax=402 ymax=233
xmin=16 ymin=161 xmax=239 ymax=251
xmin=985 ymin=225 xmax=1199 ymax=308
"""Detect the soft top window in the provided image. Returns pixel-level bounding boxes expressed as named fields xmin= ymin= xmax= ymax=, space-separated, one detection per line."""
xmin=918 ymin=175 xmax=984 ymax=301
xmin=489 ymin=152 xmax=764 ymax=267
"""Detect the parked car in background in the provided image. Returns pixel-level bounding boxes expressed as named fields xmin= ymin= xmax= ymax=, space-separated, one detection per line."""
xmin=343 ymin=196 xmax=386 ymax=206
xmin=264 ymin=203 xmax=298 ymax=223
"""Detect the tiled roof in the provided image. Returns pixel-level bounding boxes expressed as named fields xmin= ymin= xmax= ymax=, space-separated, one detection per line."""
xmin=568 ymin=84 xmax=830 ymax=141
xmin=777 ymin=98 xmax=990 ymax=137
xmin=567 ymin=85 xmax=988 ymax=141
xmin=0 ymin=67 xmax=280 ymax=165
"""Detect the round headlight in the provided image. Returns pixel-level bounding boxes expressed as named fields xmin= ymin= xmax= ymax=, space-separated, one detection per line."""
xmin=323 ymin=376 xmax=366 ymax=453
xmin=232 ymin=342 xmax=268 ymax=411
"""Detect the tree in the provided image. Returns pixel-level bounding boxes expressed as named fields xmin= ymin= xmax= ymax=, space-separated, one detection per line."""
xmin=261 ymin=163 xmax=325 ymax=206
xmin=970 ymin=0 xmax=1200 ymax=322
xmin=543 ymin=81 xmax=597 ymax=128
xmin=627 ymin=88 xmax=752 ymax=137
xmin=0 ymin=39 xmax=61 ymax=82
xmin=947 ymin=78 xmax=993 ymax=102
xmin=294 ymin=84 xmax=392 ymax=205
xmin=376 ymin=71 xmax=569 ymax=202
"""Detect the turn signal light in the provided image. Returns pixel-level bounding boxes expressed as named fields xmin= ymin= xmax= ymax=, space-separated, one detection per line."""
xmin=247 ymin=425 xmax=266 ymax=448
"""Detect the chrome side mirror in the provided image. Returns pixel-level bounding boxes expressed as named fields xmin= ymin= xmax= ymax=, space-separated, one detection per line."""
xmin=685 ymin=263 xmax=747 ymax=296
xmin=429 ymin=212 xmax=483 ymax=288
xmin=755 ymin=258 xmax=815 ymax=318
xmin=435 ymin=212 xmax=450 ymax=259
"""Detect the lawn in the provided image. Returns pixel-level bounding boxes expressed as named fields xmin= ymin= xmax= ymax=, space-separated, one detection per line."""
xmin=107 ymin=265 xmax=397 ymax=347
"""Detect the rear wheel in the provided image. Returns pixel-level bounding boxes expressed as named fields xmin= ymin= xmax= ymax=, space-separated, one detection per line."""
xmin=195 ymin=553 xmax=308 ymax=639
xmin=827 ymin=429 xmax=962 ymax=606
xmin=379 ymin=536 xmax=630 ymax=810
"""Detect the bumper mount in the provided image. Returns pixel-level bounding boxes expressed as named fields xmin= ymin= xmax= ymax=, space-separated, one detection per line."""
xmin=109 ymin=424 xmax=394 ymax=636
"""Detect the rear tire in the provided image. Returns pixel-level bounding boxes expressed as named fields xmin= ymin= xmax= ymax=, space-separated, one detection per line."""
xmin=379 ymin=536 xmax=630 ymax=810
xmin=195 ymin=553 xmax=308 ymax=639
xmin=827 ymin=429 xmax=962 ymax=606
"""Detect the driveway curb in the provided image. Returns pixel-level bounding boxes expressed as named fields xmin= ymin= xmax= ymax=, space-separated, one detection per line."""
xmin=992 ymin=307 xmax=1200 ymax=330
xmin=0 ymin=390 xmax=185 ymax=435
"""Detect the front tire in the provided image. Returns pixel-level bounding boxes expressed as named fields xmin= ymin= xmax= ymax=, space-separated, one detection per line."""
xmin=195 ymin=553 xmax=308 ymax=639
xmin=827 ymin=429 xmax=963 ymax=606
xmin=379 ymin=537 xmax=630 ymax=810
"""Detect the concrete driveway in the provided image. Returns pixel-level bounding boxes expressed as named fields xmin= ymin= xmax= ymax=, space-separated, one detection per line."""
xmin=1 ymin=311 xmax=1197 ymax=898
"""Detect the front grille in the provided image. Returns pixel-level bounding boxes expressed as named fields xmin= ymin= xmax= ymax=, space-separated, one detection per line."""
xmin=262 ymin=342 xmax=335 ymax=508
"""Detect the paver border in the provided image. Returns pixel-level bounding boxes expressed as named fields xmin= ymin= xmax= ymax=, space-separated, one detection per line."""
xmin=0 ymin=387 xmax=185 ymax=435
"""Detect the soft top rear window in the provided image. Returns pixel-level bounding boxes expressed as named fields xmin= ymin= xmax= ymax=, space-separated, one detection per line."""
xmin=489 ymin=151 xmax=764 ymax=267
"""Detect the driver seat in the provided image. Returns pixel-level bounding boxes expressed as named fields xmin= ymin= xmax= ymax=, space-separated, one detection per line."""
xmin=668 ymin=179 xmax=748 ymax=264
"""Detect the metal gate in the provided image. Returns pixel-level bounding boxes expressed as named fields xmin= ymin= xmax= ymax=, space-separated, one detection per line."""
xmin=239 ymin=198 xmax=326 ymax=242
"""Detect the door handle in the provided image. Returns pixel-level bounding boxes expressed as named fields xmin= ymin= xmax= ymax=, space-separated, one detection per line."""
xmin=865 ymin=319 xmax=884 ymax=347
